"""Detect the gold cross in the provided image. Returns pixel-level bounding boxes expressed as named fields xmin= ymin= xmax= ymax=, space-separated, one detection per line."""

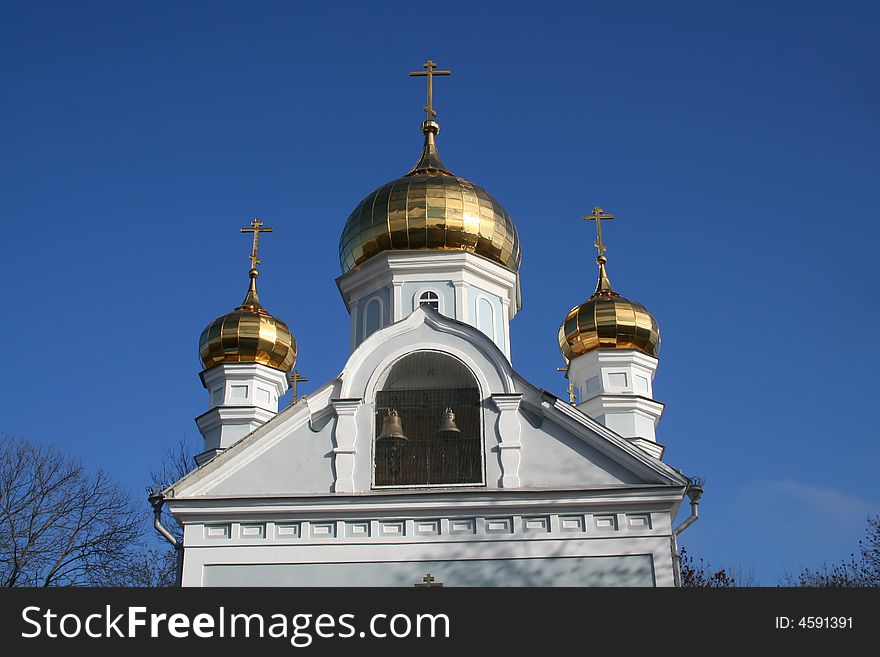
xmin=241 ymin=218 xmax=273 ymax=270
xmin=409 ymin=59 xmax=451 ymax=123
xmin=557 ymin=366 xmax=577 ymax=405
xmin=414 ymin=573 xmax=443 ymax=587
xmin=288 ymin=370 xmax=309 ymax=404
xmin=583 ymin=206 xmax=615 ymax=259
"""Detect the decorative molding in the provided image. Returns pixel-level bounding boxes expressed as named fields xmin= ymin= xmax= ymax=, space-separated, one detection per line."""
xmin=193 ymin=448 xmax=222 ymax=467
xmin=195 ymin=405 xmax=275 ymax=434
xmin=625 ymin=437 xmax=665 ymax=460
xmin=184 ymin=511 xmax=663 ymax=547
xmin=337 ymin=251 xmax=517 ymax=307
xmin=343 ymin=308 xmax=517 ymax=399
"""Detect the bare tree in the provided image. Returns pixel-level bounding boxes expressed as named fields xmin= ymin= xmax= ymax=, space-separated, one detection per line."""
xmin=101 ymin=546 xmax=180 ymax=587
xmin=141 ymin=437 xmax=198 ymax=586
xmin=680 ymin=547 xmax=757 ymax=587
xmin=0 ymin=435 xmax=143 ymax=587
xmin=780 ymin=515 xmax=880 ymax=587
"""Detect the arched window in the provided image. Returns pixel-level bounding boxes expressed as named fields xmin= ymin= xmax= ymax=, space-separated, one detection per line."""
xmin=476 ymin=296 xmax=495 ymax=341
xmin=364 ymin=297 xmax=382 ymax=338
xmin=417 ymin=290 xmax=440 ymax=311
xmin=374 ymin=351 xmax=482 ymax=487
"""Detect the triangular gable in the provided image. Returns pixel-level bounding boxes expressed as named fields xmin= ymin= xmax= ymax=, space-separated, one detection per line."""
xmin=166 ymin=308 xmax=686 ymax=500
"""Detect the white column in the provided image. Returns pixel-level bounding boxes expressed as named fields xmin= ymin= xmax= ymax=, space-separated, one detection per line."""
xmin=453 ymin=281 xmax=468 ymax=323
xmin=348 ymin=299 xmax=358 ymax=353
xmin=490 ymin=393 xmax=523 ymax=488
xmin=500 ymin=296 xmax=511 ymax=362
xmin=331 ymin=399 xmax=361 ymax=493
xmin=392 ymin=282 xmax=404 ymax=322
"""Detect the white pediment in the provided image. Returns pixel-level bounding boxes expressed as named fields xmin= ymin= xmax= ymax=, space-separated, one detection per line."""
xmin=167 ymin=307 xmax=686 ymax=501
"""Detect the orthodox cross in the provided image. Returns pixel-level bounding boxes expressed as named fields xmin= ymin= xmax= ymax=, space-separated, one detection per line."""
xmin=557 ymin=366 xmax=577 ymax=405
xmin=241 ymin=218 xmax=273 ymax=270
xmin=583 ymin=206 xmax=615 ymax=259
xmin=288 ymin=371 xmax=309 ymax=405
xmin=409 ymin=59 xmax=451 ymax=123
xmin=414 ymin=573 xmax=444 ymax=588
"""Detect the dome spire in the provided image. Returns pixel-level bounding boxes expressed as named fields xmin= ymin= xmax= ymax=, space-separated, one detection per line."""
xmin=407 ymin=59 xmax=453 ymax=175
xmin=408 ymin=121 xmax=452 ymax=175
xmin=238 ymin=218 xmax=272 ymax=311
xmin=584 ymin=206 xmax=620 ymax=299
xmin=199 ymin=218 xmax=296 ymax=373
xmin=558 ymin=206 xmax=660 ymax=362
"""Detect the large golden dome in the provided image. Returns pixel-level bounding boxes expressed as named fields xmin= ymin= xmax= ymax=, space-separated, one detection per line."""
xmin=558 ymin=256 xmax=660 ymax=361
xmin=199 ymin=269 xmax=297 ymax=372
xmin=339 ymin=121 xmax=521 ymax=274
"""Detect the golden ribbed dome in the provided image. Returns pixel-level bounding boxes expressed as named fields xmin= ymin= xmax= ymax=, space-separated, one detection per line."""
xmin=339 ymin=121 xmax=521 ymax=274
xmin=199 ymin=269 xmax=297 ymax=372
xmin=558 ymin=257 xmax=660 ymax=361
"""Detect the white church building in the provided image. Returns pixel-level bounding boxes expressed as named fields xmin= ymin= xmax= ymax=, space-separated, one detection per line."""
xmin=154 ymin=61 xmax=702 ymax=587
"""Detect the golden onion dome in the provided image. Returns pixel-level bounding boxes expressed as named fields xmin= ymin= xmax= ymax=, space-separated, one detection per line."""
xmin=339 ymin=120 xmax=522 ymax=275
xmin=558 ymin=255 xmax=660 ymax=361
xmin=198 ymin=268 xmax=297 ymax=372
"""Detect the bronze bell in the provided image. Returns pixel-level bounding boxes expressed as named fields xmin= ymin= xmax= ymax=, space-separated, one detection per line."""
xmin=435 ymin=407 xmax=461 ymax=437
xmin=378 ymin=409 xmax=408 ymax=441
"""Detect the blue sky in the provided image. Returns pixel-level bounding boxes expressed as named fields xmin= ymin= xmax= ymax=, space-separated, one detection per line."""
xmin=1 ymin=1 xmax=878 ymax=584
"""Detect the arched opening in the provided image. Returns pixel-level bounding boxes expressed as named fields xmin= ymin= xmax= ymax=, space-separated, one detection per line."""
xmin=364 ymin=297 xmax=382 ymax=338
xmin=477 ymin=296 xmax=495 ymax=341
xmin=417 ymin=290 xmax=440 ymax=312
xmin=374 ymin=351 xmax=482 ymax=487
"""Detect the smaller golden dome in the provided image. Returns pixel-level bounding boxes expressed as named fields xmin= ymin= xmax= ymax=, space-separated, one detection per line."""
xmin=558 ymin=256 xmax=660 ymax=361
xmin=199 ymin=269 xmax=297 ymax=372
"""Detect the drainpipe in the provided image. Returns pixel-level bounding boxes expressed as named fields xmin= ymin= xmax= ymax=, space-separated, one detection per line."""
xmin=671 ymin=477 xmax=704 ymax=587
xmin=148 ymin=491 xmax=181 ymax=550
xmin=148 ymin=490 xmax=183 ymax=586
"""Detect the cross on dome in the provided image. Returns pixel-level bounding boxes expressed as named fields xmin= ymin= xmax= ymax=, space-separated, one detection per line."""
xmin=583 ymin=206 xmax=615 ymax=262
xmin=409 ymin=59 xmax=451 ymax=125
xmin=241 ymin=218 xmax=273 ymax=272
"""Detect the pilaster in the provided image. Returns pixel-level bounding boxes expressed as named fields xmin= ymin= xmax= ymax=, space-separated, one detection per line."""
xmin=491 ymin=393 xmax=524 ymax=488
xmin=331 ymin=398 xmax=362 ymax=493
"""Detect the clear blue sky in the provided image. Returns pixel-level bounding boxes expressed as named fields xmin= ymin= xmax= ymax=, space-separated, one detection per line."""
xmin=1 ymin=1 xmax=878 ymax=584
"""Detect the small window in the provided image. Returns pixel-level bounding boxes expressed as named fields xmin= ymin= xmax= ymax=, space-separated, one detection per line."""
xmin=477 ymin=296 xmax=495 ymax=340
xmin=374 ymin=351 xmax=482 ymax=487
xmin=418 ymin=290 xmax=440 ymax=311
xmin=364 ymin=298 xmax=382 ymax=338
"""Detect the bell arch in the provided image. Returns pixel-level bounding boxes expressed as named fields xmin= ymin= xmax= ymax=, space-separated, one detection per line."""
xmin=372 ymin=350 xmax=484 ymax=488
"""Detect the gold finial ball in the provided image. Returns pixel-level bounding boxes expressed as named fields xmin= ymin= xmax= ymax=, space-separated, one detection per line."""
xmin=558 ymin=294 xmax=660 ymax=361
xmin=339 ymin=172 xmax=521 ymax=274
xmin=198 ymin=303 xmax=297 ymax=373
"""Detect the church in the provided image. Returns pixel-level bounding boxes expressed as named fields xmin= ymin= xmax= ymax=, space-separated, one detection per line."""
xmin=153 ymin=60 xmax=703 ymax=587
